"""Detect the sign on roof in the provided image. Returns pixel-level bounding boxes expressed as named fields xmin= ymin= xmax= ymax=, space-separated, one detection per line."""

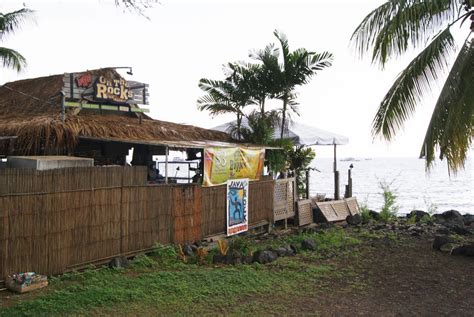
xmin=62 ymin=69 xmax=149 ymax=105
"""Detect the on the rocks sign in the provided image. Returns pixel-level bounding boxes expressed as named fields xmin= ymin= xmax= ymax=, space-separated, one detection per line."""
xmin=94 ymin=75 xmax=134 ymax=103
xmin=63 ymin=69 xmax=149 ymax=105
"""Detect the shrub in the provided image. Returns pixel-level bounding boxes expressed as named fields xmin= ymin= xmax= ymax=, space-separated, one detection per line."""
xmin=378 ymin=181 xmax=399 ymax=223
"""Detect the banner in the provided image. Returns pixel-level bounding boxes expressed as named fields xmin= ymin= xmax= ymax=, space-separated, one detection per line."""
xmin=227 ymin=178 xmax=249 ymax=236
xmin=203 ymin=147 xmax=264 ymax=186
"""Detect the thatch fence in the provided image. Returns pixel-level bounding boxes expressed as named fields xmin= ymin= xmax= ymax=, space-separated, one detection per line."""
xmin=0 ymin=167 xmax=274 ymax=279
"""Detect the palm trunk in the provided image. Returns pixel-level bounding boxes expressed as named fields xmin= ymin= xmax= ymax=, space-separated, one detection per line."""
xmin=280 ymin=95 xmax=288 ymax=140
xmin=236 ymin=113 xmax=242 ymax=141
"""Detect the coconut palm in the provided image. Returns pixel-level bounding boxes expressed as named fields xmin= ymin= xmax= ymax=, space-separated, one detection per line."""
xmin=0 ymin=8 xmax=33 ymax=72
xmin=351 ymin=0 xmax=473 ymax=172
xmin=257 ymin=30 xmax=333 ymax=140
xmin=197 ymin=63 xmax=255 ymax=140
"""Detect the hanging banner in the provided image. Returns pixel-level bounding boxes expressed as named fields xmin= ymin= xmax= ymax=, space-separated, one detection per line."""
xmin=227 ymin=178 xmax=249 ymax=236
xmin=203 ymin=147 xmax=265 ymax=186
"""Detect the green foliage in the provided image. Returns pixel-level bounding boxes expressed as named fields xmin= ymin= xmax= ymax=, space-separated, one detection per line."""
xmin=228 ymin=236 xmax=253 ymax=256
xmin=130 ymin=254 xmax=159 ymax=269
xmin=287 ymin=145 xmax=316 ymax=198
xmin=351 ymin=0 xmax=474 ymax=172
xmin=0 ymin=8 xmax=34 ymax=72
xmin=359 ymin=198 xmax=372 ymax=223
xmin=420 ymin=214 xmax=432 ymax=224
xmin=0 ymin=242 xmax=341 ymax=317
xmin=378 ymin=181 xmax=399 ymax=223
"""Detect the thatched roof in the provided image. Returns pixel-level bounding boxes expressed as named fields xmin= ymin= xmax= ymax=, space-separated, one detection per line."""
xmin=0 ymin=72 xmax=232 ymax=155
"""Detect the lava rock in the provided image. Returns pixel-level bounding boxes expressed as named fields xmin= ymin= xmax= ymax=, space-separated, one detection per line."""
xmin=435 ymin=227 xmax=451 ymax=235
xmin=368 ymin=210 xmax=381 ymax=220
xmin=290 ymin=244 xmax=298 ymax=255
xmin=346 ymin=214 xmax=362 ymax=226
xmin=253 ymin=250 xmax=279 ymax=264
xmin=242 ymin=255 xmax=254 ymax=264
xmin=432 ymin=236 xmax=455 ymax=251
xmin=212 ymin=254 xmax=224 ymax=264
xmin=183 ymin=243 xmax=194 ymax=257
xmin=108 ymin=256 xmax=129 ymax=269
xmin=407 ymin=210 xmax=429 ymax=222
xmin=463 ymin=214 xmax=474 ymax=226
xmin=434 ymin=210 xmax=465 ymax=227
xmin=448 ymin=225 xmax=471 ymax=236
xmin=451 ymin=245 xmax=474 ymax=257
xmin=301 ymin=239 xmax=317 ymax=251
xmin=439 ymin=243 xmax=457 ymax=253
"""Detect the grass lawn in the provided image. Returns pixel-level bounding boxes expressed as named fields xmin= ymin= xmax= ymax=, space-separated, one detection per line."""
xmin=0 ymin=228 xmax=361 ymax=316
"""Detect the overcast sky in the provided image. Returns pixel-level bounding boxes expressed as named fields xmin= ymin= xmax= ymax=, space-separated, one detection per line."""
xmin=1 ymin=0 xmax=471 ymax=159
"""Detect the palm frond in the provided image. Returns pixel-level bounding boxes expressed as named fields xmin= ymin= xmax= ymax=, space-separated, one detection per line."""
xmin=274 ymin=29 xmax=290 ymax=68
xmin=372 ymin=28 xmax=456 ymax=140
xmin=0 ymin=8 xmax=34 ymax=39
xmin=420 ymin=37 xmax=473 ymax=173
xmin=351 ymin=0 xmax=461 ymax=66
xmin=0 ymin=47 xmax=27 ymax=71
xmin=308 ymin=51 xmax=334 ymax=72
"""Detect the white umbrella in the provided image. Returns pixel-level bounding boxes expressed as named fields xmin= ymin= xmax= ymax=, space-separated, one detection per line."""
xmin=212 ymin=119 xmax=349 ymax=199
xmin=212 ymin=118 xmax=348 ymax=146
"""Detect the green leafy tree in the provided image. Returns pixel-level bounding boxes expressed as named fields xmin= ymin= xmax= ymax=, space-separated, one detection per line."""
xmin=260 ymin=30 xmax=333 ymax=140
xmin=0 ymin=8 xmax=33 ymax=72
xmin=198 ymin=63 xmax=255 ymax=140
xmin=287 ymin=145 xmax=316 ymax=198
xmin=351 ymin=0 xmax=474 ymax=173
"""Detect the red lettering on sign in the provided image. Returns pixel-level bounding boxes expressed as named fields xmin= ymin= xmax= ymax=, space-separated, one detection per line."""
xmin=75 ymin=73 xmax=92 ymax=88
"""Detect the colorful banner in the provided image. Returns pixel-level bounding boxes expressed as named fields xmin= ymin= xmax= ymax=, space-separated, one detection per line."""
xmin=203 ymin=147 xmax=265 ymax=186
xmin=227 ymin=178 xmax=249 ymax=236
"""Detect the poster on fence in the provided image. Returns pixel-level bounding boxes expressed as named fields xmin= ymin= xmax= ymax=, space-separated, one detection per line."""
xmin=203 ymin=147 xmax=264 ymax=186
xmin=226 ymin=178 xmax=249 ymax=236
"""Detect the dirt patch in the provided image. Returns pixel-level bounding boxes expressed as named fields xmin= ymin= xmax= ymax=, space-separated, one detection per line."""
xmin=283 ymin=236 xmax=474 ymax=316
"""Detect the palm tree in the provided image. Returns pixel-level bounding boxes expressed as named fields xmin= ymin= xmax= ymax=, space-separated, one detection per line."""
xmin=351 ymin=0 xmax=473 ymax=172
xmin=258 ymin=30 xmax=333 ymax=140
xmin=197 ymin=63 xmax=255 ymax=140
xmin=0 ymin=8 xmax=33 ymax=72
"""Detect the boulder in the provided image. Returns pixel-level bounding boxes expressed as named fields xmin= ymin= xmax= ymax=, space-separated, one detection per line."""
xmin=407 ymin=210 xmax=429 ymax=222
xmin=451 ymin=245 xmax=474 ymax=257
xmin=242 ymin=255 xmax=254 ymax=264
xmin=432 ymin=236 xmax=455 ymax=251
xmin=108 ymin=256 xmax=129 ymax=269
xmin=183 ymin=243 xmax=194 ymax=257
xmin=253 ymin=250 xmax=279 ymax=264
xmin=346 ymin=214 xmax=362 ymax=226
xmin=212 ymin=254 xmax=225 ymax=264
xmin=439 ymin=243 xmax=457 ymax=253
xmin=449 ymin=225 xmax=471 ymax=236
xmin=289 ymin=244 xmax=298 ymax=255
xmin=301 ymin=239 xmax=317 ymax=251
xmin=463 ymin=214 xmax=474 ymax=226
xmin=435 ymin=210 xmax=464 ymax=227
xmin=274 ymin=246 xmax=292 ymax=257
xmin=368 ymin=210 xmax=381 ymax=220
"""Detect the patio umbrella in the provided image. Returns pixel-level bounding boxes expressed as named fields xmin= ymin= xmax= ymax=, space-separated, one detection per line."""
xmin=212 ymin=119 xmax=349 ymax=199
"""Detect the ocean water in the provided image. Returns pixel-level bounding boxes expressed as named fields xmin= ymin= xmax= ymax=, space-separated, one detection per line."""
xmin=309 ymin=157 xmax=473 ymax=215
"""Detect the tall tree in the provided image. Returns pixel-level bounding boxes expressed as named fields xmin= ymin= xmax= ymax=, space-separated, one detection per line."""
xmin=351 ymin=0 xmax=473 ymax=172
xmin=197 ymin=63 xmax=255 ymax=140
xmin=0 ymin=8 xmax=33 ymax=72
xmin=260 ymin=30 xmax=333 ymax=140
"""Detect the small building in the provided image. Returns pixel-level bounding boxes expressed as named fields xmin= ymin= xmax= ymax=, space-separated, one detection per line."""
xmin=0 ymin=68 xmax=233 ymax=167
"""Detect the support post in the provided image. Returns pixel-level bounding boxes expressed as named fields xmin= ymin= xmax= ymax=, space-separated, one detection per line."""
xmin=60 ymin=91 xmax=65 ymax=122
xmin=305 ymin=169 xmax=310 ymax=199
xmin=348 ymin=168 xmax=352 ymax=198
xmin=333 ymin=144 xmax=339 ymax=200
xmin=165 ymin=146 xmax=169 ymax=184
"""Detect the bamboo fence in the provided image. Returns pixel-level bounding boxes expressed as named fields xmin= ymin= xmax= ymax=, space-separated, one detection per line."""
xmin=0 ymin=167 xmax=274 ymax=279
